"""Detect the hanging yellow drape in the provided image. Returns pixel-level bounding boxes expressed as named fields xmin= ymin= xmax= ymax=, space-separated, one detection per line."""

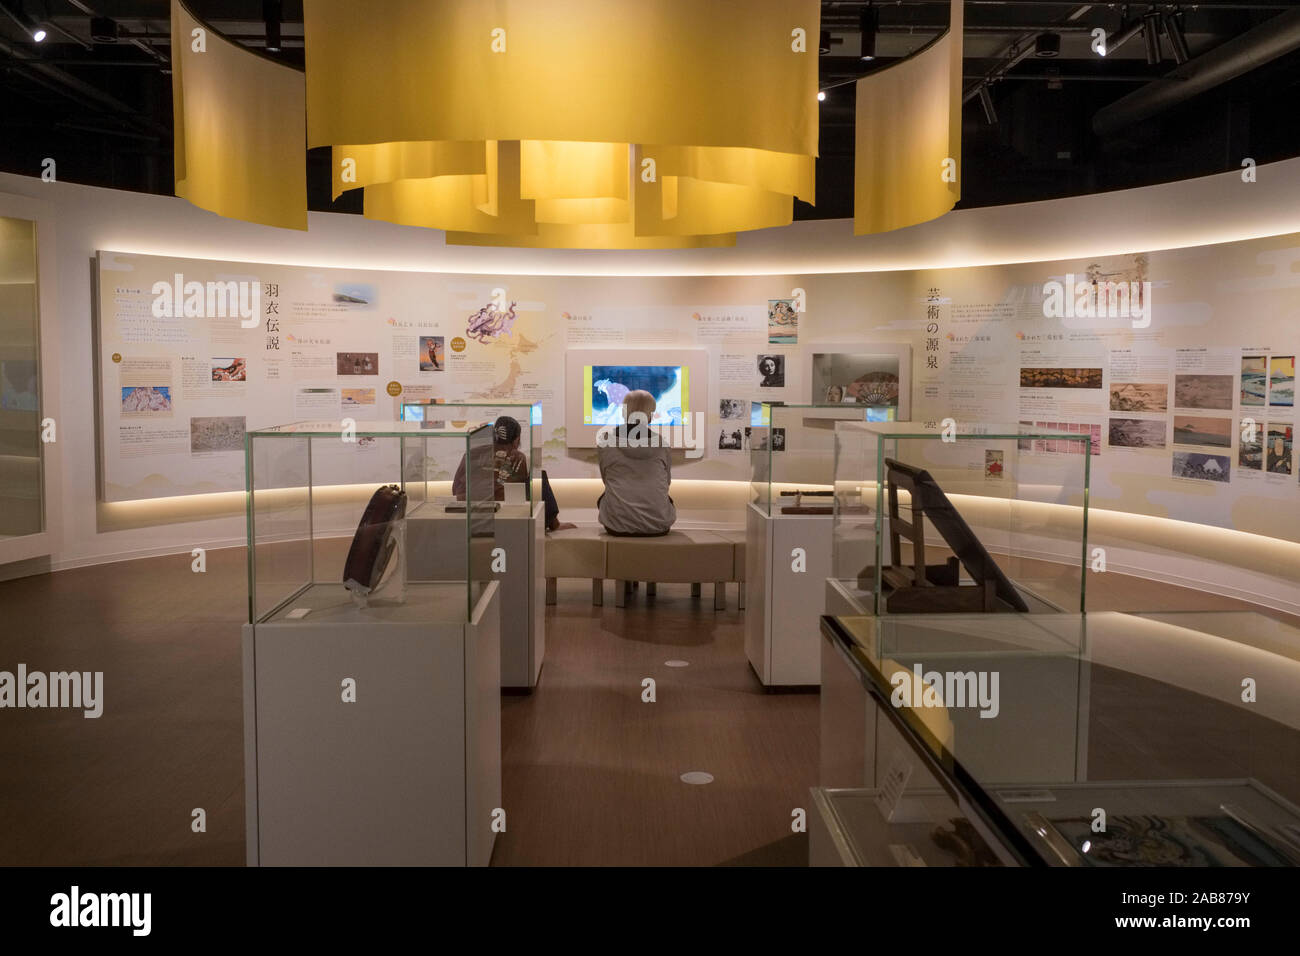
xmin=169 ymin=0 xmax=820 ymax=247
xmin=303 ymin=0 xmax=819 ymax=248
xmin=171 ymin=0 xmax=307 ymax=230
xmin=854 ymin=0 xmax=964 ymax=235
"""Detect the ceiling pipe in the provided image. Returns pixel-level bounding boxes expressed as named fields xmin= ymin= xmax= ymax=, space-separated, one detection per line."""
xmin=0 ymin=33 xmax=169 ymax=136
xmin=1093 ymin=5 xmax=1300 ymax=136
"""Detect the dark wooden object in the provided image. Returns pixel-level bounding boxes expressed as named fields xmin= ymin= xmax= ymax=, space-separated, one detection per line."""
xmin=859 ymin=459 xmax=1024 ymax=613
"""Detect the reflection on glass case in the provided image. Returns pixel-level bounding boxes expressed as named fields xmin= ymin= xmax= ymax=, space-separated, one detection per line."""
xmin=831 ymin=422 xmax=1090 ymax=616
xmin=244 ymin=420 xmax=496 ymax=624
xmin=748 ymin=404 xmax=878 ymax=516
xmin=817 ymin=611 xmax=1300 ymax=867
xmin=401 ymin=401 xmax=542 ymax=504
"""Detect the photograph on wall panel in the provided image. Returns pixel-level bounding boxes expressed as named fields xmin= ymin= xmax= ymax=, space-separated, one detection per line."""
xmin=1270 ymin=356 xmax=1295 ymax=407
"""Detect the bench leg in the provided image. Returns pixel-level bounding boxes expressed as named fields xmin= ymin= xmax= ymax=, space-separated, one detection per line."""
xmin=646 ymin=582 xmax=657 ymax=597
xmin=714 ymin=582 xmax=726 ymax=610
xmin=592 ymin=578 xmax=603 ymax=607
xmin=737 ymin=582 xmax=746 ymax=610
xmin=690 ymin=582 xmax=701 ymax=598
xmin=615 ymin=580 xmax=628 ymax=608
xmin=545 ymin=578 xmax=557 ymax=606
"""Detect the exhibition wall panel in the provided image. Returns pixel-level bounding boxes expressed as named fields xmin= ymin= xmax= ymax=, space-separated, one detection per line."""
xmin=1 ymin=164 xmax=1298 ymax=612
xmin=95 ymin=239 xmax=1298 ymax=546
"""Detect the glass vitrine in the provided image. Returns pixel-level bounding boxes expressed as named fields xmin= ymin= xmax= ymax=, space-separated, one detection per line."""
xmin=818 ymin=611 xmax=1300 ymax=866
xmin=0 ymin=216 xmax=42 ymax=539
xmin=749 ymin=404 xmax=880 ymax=516
xmin=401 ymin=401 xmax=542 ymax=504
xmin=245 ymin=420 xmax=496 ymax=624
xmin=831 ymin=422 xmax=1091 ymax=616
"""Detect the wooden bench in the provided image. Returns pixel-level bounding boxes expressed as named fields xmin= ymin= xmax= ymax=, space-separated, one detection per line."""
xmin=544 ymin=527 xmax=607 ymax=606
xmin=605 ymin=529 xmax=735 ymax=609
xmin=544 ymin=527 xmax=746 ymax=609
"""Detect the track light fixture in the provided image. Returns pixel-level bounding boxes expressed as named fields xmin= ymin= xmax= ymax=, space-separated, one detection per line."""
xmin=819 ymin=30 xmax=830 ymax=55
xmin=263 ymin=0 xmax=282 ymax=53
xmin=89 ymin=16 xmax=118 ymax=43
xmin=1164 ymin=11 xmax=1190 ymax=65
xmin=978 ymin=85 xmax=997 ymax=125
xmin=1106 ymin=19 xmax=1144 ymax=58
xmin=859 ymin=2 xmax=878 ymax=62
xmin=1142 ymin=11 xmax=1163 ymax=65
xmin=1035 ymin=33 xmax=1060 ymax=58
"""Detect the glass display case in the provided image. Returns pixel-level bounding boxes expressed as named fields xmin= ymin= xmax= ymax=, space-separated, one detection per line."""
xmin=243 ymin=419 xmax=503 ymax=867
xmin=831 ymin=421 xmax=1091 ymax=617
xmin=749 ymin=403 xmax=879 ymax=516
xmin=0 ymin=215 xmax=43 ymax=542
xmin=401 ymin=401 xmax=543 ymax=504
xmin=816 ymin=611 xmax=1300 ymax=867
xmin=244 ymin=420 xmax=496 ymax=625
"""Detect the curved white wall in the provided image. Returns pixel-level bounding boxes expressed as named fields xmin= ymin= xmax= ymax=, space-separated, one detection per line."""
xmin=1 ymin=162 xmax=1298 ymax=614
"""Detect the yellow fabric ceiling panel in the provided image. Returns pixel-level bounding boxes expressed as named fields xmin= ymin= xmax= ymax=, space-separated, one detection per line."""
xmin=446 ymin=224 xmax=735 ymax=250
xmin=634 ymin=168 xmax=791 ymax=237
xmin=520 ymin=141 xmax=629 ymax=201
xmin=303 ymin=0 xmax=820 ymax=158
xmin=854 ymin=0 xmax=963 ymax=235
xmin=651 ymin=145 xmax=816 ymax=204
xmin=171 ymin=0 xmax=307 ymax=230
xmin=363 ymin=143 xmax=536 ymax=234
xmin=331 ymin=141 xmax=486 ymax=200
xmin=534 ymin=198 xmax=631 ymax=226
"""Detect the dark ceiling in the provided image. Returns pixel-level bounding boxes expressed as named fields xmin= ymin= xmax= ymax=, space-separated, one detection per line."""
xmin=2 ymin=1 xmax=1300 ymax=223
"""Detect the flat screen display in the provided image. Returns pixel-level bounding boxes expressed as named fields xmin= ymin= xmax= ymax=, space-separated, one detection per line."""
xmin=583 ymin=365 xmax=688 ymax=425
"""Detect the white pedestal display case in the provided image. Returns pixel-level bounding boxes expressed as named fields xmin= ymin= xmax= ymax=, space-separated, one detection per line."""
xmin=402 ymin=402 xmax=546 ymax=689
xmin=744 ymin=404 xmax=877 ymax=686
xmin=242 ymin=420 xmax=502 ymax=866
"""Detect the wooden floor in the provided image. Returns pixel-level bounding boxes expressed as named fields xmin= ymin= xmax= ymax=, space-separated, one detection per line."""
xmin=0 ymin=546 xmax=1293 ymax=866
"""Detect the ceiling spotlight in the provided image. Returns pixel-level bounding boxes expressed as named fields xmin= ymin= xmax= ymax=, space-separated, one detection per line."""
xmin=1142 ymin=11 xmax=1163 ymax=65
xmin=817 ymin=90 xmax=826 ymax=102
xmin=860 ymin=2 xmax=878 ymax=61
xmin=819 ymin=30 xmax=831 ymax=55
xmin=978 ymin=86 xmax=997 ymax=125
xmin=0 ymin=1 xmax=45 ymax=42
xmin=90 ymin=16 xmax=119 ymax=43
xmin=1035 ymin=33 xmax=1061 ymax=58
xmin=1164 ymin=12 xmax=1190 ymax=65
xmin=263 ymin=0 xmax=282 ymax=53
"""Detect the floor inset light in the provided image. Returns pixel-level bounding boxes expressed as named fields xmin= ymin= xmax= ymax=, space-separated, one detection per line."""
xmin=680 ymin=771 xmax=714 ymax=785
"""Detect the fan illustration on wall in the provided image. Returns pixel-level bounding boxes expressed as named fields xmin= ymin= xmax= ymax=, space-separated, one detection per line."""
xmin=847 ymin=371 xmax=900 ymax=405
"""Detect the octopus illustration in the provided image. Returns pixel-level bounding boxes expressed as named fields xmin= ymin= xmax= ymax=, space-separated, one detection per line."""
xmin=466 ymin=300 xmax=518 ymax=343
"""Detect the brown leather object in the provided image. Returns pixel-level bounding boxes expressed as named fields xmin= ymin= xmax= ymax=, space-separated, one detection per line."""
xmin=343 ymin=484 xmax=407 ymax=595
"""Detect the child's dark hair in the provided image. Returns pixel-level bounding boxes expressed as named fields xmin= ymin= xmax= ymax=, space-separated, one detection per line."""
xmin=493 ymin=415 xmax=522 ymax=445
